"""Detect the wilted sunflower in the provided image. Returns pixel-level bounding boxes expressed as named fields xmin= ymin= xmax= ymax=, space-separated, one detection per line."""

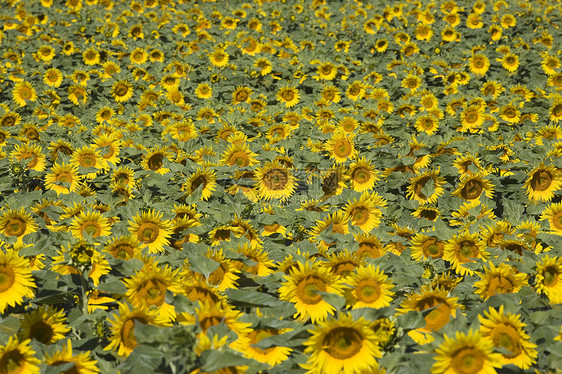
xmin=128 ymin=210 xmax=172 ymax=253
xmin=12 ymin=81 xmax=37 ymax=107
xmin=111 ymin=80 xmax=133 ymax=102
xmin=324 ymin=131 xmax=357 ymax=163
xmin=124 ymin=258 xmax=181 ymax=322
xmin=105 ymin=302 xmax=167 ymax=357
xmin=452 ymin=172 xmax=495 ymax=201
xmin=70 ymin=210 xmax=111 ymax=240
xmin=525 ymin=164 xmax=562 ymax=202
xmin=0 ymin=251 xmax=36 ymax=314
xmin=301 ymin=313 xmax=381 ymax=374
xmin=0 ymin=336 xmax=40 ymax=374
xmin=534 ymin=255 xmax=562 ymax=304
xmin=406 ymin=169 xmax=446 ymax=204
xmin=279 ymin=261 xmax=345 ymax=323
xmin=347 ymin=157 xmax=378 ymax=192
xmin=344 ymin=192 xmax=386 ymax=232
xmin=445 ymin=231 xmax=488 ymax=276
xmin=253 ymin=160 xmax=297 ymax=201
xmin=478 ymin=306 xmax=538 ymax=369
xmin=20 ymin=306 xmax=70 ymax=345
xmin=182 ymin=168 xmax=217 ymax=201
xmin=540 ymin=202 xmax=562 ymax=235
xmin=398 ymin=286 xmax=459 ymax=344
xmin=344 ymin=264 xmax=394 ymax=309
xmin=0 ymin=208 xmax=38 ymax=245
xmin=432 ymin=330 xmax=501 ymax=374
xmin=410 ymin=234 xmax=445 ymax=261
xmin=473 ymin=262 xmax=529 ymax=300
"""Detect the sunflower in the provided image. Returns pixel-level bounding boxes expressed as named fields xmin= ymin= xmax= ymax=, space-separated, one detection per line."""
xmin=478 ymin=306 xmax=538 ymax=369
xmin=398 ymin=286 xmax=459 ymax=344
xmin=232 ymin=86 xmax=253 ymax=105
xmin=279 ymin=261 xmax=345 ymax=323
xmin=235 ymin=243 xmax=273 ymax=277
xmin=71 ymin=146 xmax=107 ymax=179
xmin=444 ymin=231 xmax=488 ymax=276
xmin=301 ymin=313 xmax=381 ymax=374
xmin=410 ymin=233 xmax=445 ymax=261
xmin=124 ymin=258 xmax=181 ymax=322
xmin=111 ymin=80 xmax=133 ymax=102
xmin=93 ymin=133 xmax=121 ymax=165
xmin=195 ymin=83 xmax=212 ymax=99
xmin=0 ymin=336 xmax=40 ymax=374
xmin=415 ymin=115 xmax=440 ymax=135
xmin=346 ymin=158 xmax=377 ymax=193
xmin=0 ymin=208 xmax=38 ymax=246
xmin=140 ymin=147 xmax=171 ymax=175
xmin=105 ymin=302 xmax=167 ymax=357
xmin=253 ymin=160 xmax=297 ymax=201
xmin=254 ymin=57 xmax=273 ymax=76
xmin=104 ymin=235 xmax=141 ymax=260
xmin=324 ymin=131 xmax=357 ymax=164
xmin=498 ymin=53 xmax=519 ymax=73
xmin=200 ymin=248 xmax=240 ymax=291
xmin=238 ymin=327 xmax=293 ymax=366
xmin=209 ymin=49 xmax=229 ymax=67
xmin=346 ymin=81 xmax=366 ymax=101
xmin=44 ymin=68 xmax=63 ymax=87
xmin=344 ymin=264 xmax=394 ymax=309
xmin=111 ymin=166 xmax=136 ymax=189
xmin=344 ymin=192 xmax=386 ymax=232
xmin=402 ymin=73 xmax=422 ymax=92
xmin=221 ymin=143 xmax=258 ymax=167
xmin=322 ymin=249 xmax=362 ymax=278
xmin=549 ymin=98 xmax=562 ymax=123
xmin=432 ymin=330 xmax=501 ymax=374
xmin=320 ymin=84 xmax=341 ymax=104
xmin=459 ymin=105 xmax=485 ymax=132
xmin=468 ymin=53 xmax=490 ymax=76
xmin=182 ymin=168 xmax=217 ymax=201
xmin=316 ymin=62 xmax=338 ymax=80
xmin=452 ymin=172 xmax=495 ymax=201
xmin=406 ymin=169 xmax=446 ymax=205
xmin=70 ymin=210 xmax=111 ymax=240
xmin=523 ymin=164 xmax=562 ymax=202
xmin=128 ymin=210 xmax=172 ymax=253
xmin=540 ymin=202 xmax=562 ymax=235
xmin=276 ymin=86 xmax=300 ymax=108
xmin=12 ymin=81 xmax=37 ymax=107
xmin=310 ymin=211 xmax=350 ymax=243
xmin=51 ymin=242 xmax=110 ymax=286
xmin=412 ymin=206 xmax=441 ymax=221
xmin=0 ymin=251 xmax=36 ymax=313
xmin=534 ymin=255 xmax=562 ymax=304
xmin=473 ymin=262 xmax=528 ymax=300
xmin=19 ymin=306 xmax=70 ymax=345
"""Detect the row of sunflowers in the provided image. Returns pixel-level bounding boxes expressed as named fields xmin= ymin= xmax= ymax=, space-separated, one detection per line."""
xmin=1 ymin=0 xmax=562 ymax=373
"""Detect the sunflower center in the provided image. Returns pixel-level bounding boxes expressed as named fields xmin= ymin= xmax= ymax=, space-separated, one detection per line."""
xmin=356 ymin=279 xmax=381 ymax=303
xmin=451 ymin=347 xmax=484 ymax=374
xmin=423 ymin=239 xmax=443 ymax=258
xmin=82 ymin=223 xmax=101 ymax=237
xmin=80 ymin=155 xmax=96 ymax=168
xmin=491 ymin=325 xmax=522 ymax=358
xmin=263 ymin=169 xmax=289 ymax=191
xmin=148 ymin=153 xmax=164 ymax=170
xmin=323 ymin=327 xmax=363 ymax=360
xmin=282 ymin=90 xmax=295 ymax=101
xmin=334 ymin=139 xmax=352 ymax=158
xmin=321 ymin=65 xmax=332 ymax=75
xmin=114 ymin=244 xmax=134 ymax=259
xmin=142 ymin=279 xmax=166 ymax=306
xmin=0 ymin=349 xmax=25 ymax=373
xmin=235 ymin=90 xmax=249 ymax=102
xmin=208 ymin=263 xmax=227 ymax=286
xmin=332 ymin=261 xmax=356 ymax=277
xmin=352 ymin=168 xmax=369 ymax=184
xmin=229 ymin=151 xmax=249 ymax=167
xmin=0 ymin=266 xmax=15 ymax=292
xmin=29 ymin=321 xmax=54 ymax=344
xmin=137 ymin=222 xmax=159 ymax=243
xmin=357 ymin=242 xmax=383 ymax=259
xmin=121 ymin=317 xmax=147 ymax=350
xmin=115 ymin=85 xmax=128 ymax=96
xmin=487 ymin=276 xmax=514 ymax=296
xmin=473 ymin=58 xmax=484 ymax=68
xmin=190 ymin=175 xmax=208 ymax=193
xmin=424 ymin=303 xmax=451 ymax=331
xmin=461 ymin=179 xmax=483 ymax=199
xmin=465 ymin=111 xmax=479 ymax=124
xmin=351 ymin=206 xmax=370 ymax=226
xmin=459 ymin=241 xmax=477 ymax=260
xmin=5 ymin=218 xmax=26 ymax=237
xmin=543 ymin=266 xmax=559 ymax=287
xmin=531 ymin=170 xmax=553 ymax=191
xmin=413 ymin=176 xmax=431 ymax=199
xmin=420 ymin=209 xmax=438 ymax=221
xmin=296 ymin=276 xmax=326 ymax=305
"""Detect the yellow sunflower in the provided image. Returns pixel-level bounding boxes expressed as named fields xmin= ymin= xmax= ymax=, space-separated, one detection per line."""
xmin=103 ymin=235 xmax=141 ymax=260
xmin=301 ymin=313 xmax=381 ymax=374
xmin=279 ymin=261 xmax=345 ymax=323
xmin=398 ymin=286 xmax=459 ymax=344
xmin=111 ymin=80 xmax=133 ymax=102
xmin=12 ymin=81 xmax=37 ymax=107
xmin=20 ymin=306 xmax=70 ymax=345
xmin=316 ymin=62 xmax=338 ymax=80
xmin=254 ymin=57 xmax=273 ymax=76
xmin=468 ymin=53 xmax=490 ymax=76
xmin=415 ymin=115 xmax=440 ymax=135
xmin=459 ymin=105 xmax=485 ymax=132
xmin=209 ymin=49 xmax=229 ymax=67
xmin=540 ymin=202 xmax=562 ymax=235
xmin=452 ymin=172 xmax=495 ymax=201
xmin=347 ymin=157 xmax=379 ymax=192
xmin=44 ymin=68 xmax=63 ymax=87
xmin=182 ymin=168 xmax=217 ymax=201
xmin=497 ymin=53 xmax=519 ymax=73
xmin=534 ymin=255 xmax=562 ymax=304
xmin=473 ymin=262 xmax=529 ymax=300
xmin=237 ymin=327 xmax=293 ymax=367
xmin=0 ymin=208 xmax=38 ymax=245
xmin=51 ymin=242 xmax=111 ymax=286
xmin=432 ymin=330 xmax=501 ymax=374
xmin=201 ymin=248 xmax=241 ymax=291
xmin=406 ymin=169 xmax=446 ymax=205
xmin=44 ymin=339 xmax=99 ymax=373
xmin=105 ymin=302 xmax=168 ymax=357
xmin=235 ymin=242 xmax=274 ymax=277
xmin=140 ymin=147 xmax=171 ymax=175
xmin=221 ymin=143 xmax=258 ymax=167
xmin=195 ymin=83 xmax=212 ymax=99
xmin=276 ymin=86 xmax=300 ymax=108
xmin=344 ymin=192 xmax=387 ymax=232
xmin=525 ymin=164 xmax=562 ymax=202
xmin=444 ymin=231 xmax=488 ymax=276
xmin=410 ymin=233 xmax=445 ymax=261
xmin=478 ymin=306 xmax=538 ymax=369
xmin=70 ymin=210 xmax=111 ymax=240
xmin=124 ymin=258 xmax=181 ymax=322
xmin=310 ymin=211 xmax=350 ymax=243
xmin=344 ymin=264 xmax=394 ymax=309
xmin=128 ymin=210 xmax=172 ymax=253
xmin=253 ymin=160 xmax=297 ymax=201
xmin=0 ymin=336 xmax=40 ymax=374
xmin=70 ymin=146 xmax=107 ymax=179
xmin=346 ymin=81 xmax=366 ymax=101
xmin=0 ymin=251 xmax=36 ymax=314
xmin=324 ymin=131 xmax=357 ymax=163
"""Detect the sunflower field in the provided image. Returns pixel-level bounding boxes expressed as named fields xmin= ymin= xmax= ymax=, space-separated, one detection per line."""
xmin=1 ymin=0 xmax=562 ymax=373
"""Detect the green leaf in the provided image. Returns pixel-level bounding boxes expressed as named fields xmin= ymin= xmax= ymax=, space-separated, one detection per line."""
xmin=200 ymin=350 xmax=254 ymax=372
xmin=226 ymin=289 xmax=285 ymax=307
